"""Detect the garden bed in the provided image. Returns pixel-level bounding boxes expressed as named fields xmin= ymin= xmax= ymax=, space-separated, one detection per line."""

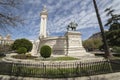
xmin=52 ymin=56 xmax=78 ymax=61
xmin=12 ymin=54 xmax=37 ymax=59
xmin=37 ymin=56 xmax=78 ymax=61
xmin=12 ymin=54 xmax=78 ymax=61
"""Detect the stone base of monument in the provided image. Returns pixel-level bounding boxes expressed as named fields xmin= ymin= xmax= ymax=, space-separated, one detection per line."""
xmin=65 ymin=31 xmax=94 ymax=57
xmin=31 ymin=40 xmax=40 ymax=56
xmin=67 ymin=52 xmax=94 ymax=57
xmin=66 ymin=48 xmax=94 ymax=57
xmin=31 ymin=31 xmax=94 ymax=57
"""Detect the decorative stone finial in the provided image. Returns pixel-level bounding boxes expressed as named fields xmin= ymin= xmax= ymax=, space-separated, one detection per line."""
xmin=40 ymin=5 xmax=48 ymax=15
xmin=43 ymin=5 xmax=47 ymax=11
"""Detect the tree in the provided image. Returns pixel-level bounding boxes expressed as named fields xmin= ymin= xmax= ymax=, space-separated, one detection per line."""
xmin=12 ymin=38 xmax=33 ymax=52
xmin=0 ymin=0 xmax=23 ymax=29
xmin=83 ymin=38 xmax=103 ymax=51
xmin=83 ymin=39 xmax=94 ymax=51
xmin=105 ymin=8 xmax=120 ymax=47
xmin=106 ymin=30 xmax=120 ymax=47
xmin=105 ymin=8 xmax=120 ymax=27
xmin=109 ymin=23 xmax=120 ymax=31
xmin=93 ymin=0 xmax=112 ymax=58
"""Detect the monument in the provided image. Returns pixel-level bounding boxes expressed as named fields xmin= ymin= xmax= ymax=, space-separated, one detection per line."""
xmin=31 ymin=6 xmax=94 ymax=57
xmin=40 ymin=5 xmax=48 ymax=38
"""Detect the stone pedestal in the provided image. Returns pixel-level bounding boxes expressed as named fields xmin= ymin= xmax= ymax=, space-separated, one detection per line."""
xmin=31 ymin=40 xmax=40 ymax=56
xmin=31 ymin=31 xmax=94 ymax=57
xmin=65 ymin=31 xmax=94 ymax=57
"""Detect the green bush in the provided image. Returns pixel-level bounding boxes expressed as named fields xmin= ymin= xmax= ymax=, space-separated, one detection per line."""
xmin=112 ymin=46 xmax=120 ymax=53
xmin=12 ymin=38 xmax=33 ymax=52
xmin=40 ymin=45 xmax=52 ymax=58
xmin=17 ymin=47 xmax=27 ymax=54
xmin=83 ymin=38 xmax=103 ymax=51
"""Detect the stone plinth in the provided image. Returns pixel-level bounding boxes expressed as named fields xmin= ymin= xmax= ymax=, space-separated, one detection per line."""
xmin=65 ymin=31 xmax=94 ymax=57
xmin=39 ymin=37 xmax=67 ymax=55
xmin=31 ymin=31 xmax=94 ymax=57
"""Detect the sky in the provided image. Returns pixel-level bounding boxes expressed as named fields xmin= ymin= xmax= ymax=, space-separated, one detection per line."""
xmin=1 ymin=0 xmax=120 ymax=40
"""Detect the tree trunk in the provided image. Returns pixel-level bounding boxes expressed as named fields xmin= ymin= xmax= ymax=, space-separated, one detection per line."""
xmin=93 ymin=0 xmax=113 ymax=58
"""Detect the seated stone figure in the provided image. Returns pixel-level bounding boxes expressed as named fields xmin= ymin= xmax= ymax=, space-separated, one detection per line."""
xmin=67 ymin=22 xmax=78 ymax=31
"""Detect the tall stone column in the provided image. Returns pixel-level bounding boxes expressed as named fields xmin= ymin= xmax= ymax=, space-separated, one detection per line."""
xmin=40 ymin=6 xmax=48 ymax=38
xmin=31 ymin=6 xmax=48 ymax=56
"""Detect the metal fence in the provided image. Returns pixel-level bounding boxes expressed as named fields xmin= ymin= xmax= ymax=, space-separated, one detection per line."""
xmin=0 ymin=59 xmax=120 ymax=78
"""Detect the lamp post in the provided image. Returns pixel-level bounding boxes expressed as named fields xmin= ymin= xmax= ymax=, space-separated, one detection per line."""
xmin=93 ymin=0 xmax=113 ymax=58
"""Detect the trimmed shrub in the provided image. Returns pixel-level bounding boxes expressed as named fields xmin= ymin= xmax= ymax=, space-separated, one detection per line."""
xmin=40 ymin=45 xmax=52 ymax=58
xmin=0 ymin=53 xmax=6 ymax=57
xmin=17 ymin=47 xmax=27 ymax=54
xmin=12 ymin=38 xmax=33 ymax=52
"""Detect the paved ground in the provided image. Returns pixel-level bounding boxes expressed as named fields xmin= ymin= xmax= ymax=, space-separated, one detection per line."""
xmin=0 ymin=72 xmax=120 ymax=80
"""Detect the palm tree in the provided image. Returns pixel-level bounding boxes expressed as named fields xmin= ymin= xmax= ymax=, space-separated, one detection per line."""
xmin=93 ymin=0 xmax=113 ymax=58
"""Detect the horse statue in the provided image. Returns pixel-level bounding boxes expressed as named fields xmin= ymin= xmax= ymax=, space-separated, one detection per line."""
xmin=67 ymin=22 xmax=78 ymax=31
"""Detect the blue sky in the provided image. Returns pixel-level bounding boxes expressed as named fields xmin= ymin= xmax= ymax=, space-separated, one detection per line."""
xmin=1 ymin=0 xmax=120 ymax=40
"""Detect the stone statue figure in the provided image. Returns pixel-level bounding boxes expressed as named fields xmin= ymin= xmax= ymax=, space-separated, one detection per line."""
xmin=42 ymin=5 xmax=47 ymax=12
xmin=67 ymin=22 xmax=78 ymax=31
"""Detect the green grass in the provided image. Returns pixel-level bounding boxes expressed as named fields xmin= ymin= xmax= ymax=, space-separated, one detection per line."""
xmin=18 ymin=62 xmax=111 ymax=77
xmin=51 ymin=56 xmax=78 ymax=61
xmin=37 ymin=56 xmax=79 ymax=61
xmin=0 ymin=57 xmax=3 ymax=60
xmin=12 ymin=54 xmax=37 ymax=59
xmin=0 ymin=56 xmax=5 ymax=60
xmin=108 ymin=56 xmax=120 ymax=60
xmin=12 ymin=55 xmax=78 ymax=61
xmin=0 ymin=61 xmax=112 ymax=78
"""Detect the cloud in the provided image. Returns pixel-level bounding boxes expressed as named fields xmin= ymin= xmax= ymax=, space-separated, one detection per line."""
xmin=1 ymin=0 xmax=120 ymax=40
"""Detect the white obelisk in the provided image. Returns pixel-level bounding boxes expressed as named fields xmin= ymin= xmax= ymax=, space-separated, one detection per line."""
xmin=40 ymin=6 xmax=48 ymax=38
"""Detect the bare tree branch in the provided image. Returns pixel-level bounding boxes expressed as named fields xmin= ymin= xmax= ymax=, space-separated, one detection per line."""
xmin=0 ymin=0 xmax=23 ymax=31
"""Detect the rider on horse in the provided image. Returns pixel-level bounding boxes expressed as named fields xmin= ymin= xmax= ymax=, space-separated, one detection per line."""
xmin=67 ymin=22 xmax=78 ymax=31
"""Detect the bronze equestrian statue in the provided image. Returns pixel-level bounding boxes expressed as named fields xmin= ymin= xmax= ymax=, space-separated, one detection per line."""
xmin=67 ymin=22 xmax=78 ymax=31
